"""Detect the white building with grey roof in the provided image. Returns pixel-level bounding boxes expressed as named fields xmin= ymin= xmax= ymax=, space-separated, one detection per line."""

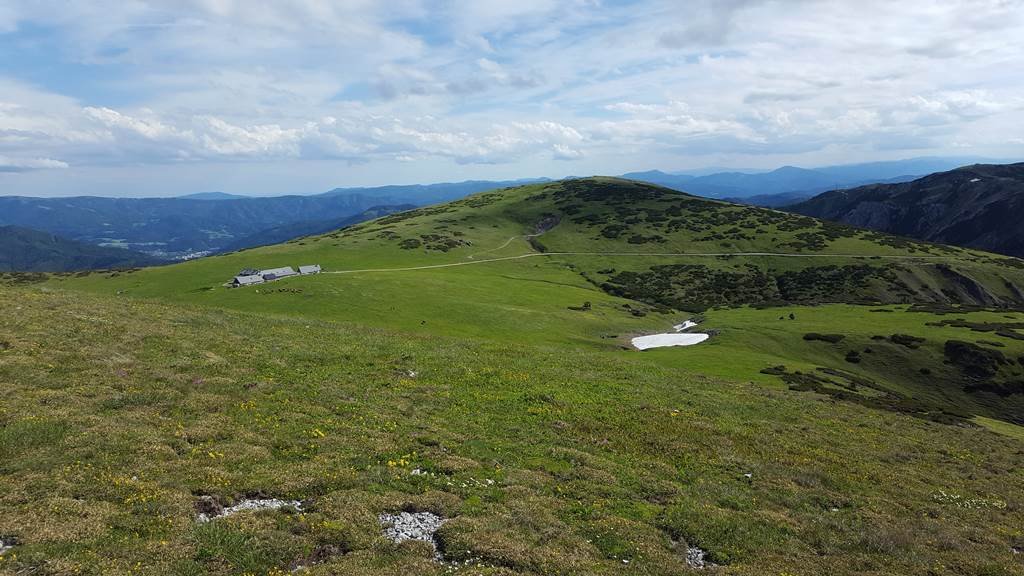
xmin=232 ymin=274 xmax=264 ymax=287
xmin=228 ymin=265 xmax=319 ymax=287
xmin=260 ymin=266 xmax=297 ymax=281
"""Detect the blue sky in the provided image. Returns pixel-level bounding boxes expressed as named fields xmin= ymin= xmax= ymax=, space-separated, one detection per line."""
xmin=1 ymin=0 xmax=1022 ymax=197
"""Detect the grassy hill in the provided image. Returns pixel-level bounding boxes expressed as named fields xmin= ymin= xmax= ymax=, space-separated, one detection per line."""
xmin=63 ymin=177 xmax=1024 ymax=308
xmin=55 ymin=177 xmax=1024 ymax=420
xmin=221 ymin=205 xmax=417 ymax=253
xmin=4 ymin=285 xmax=1024 ymax=576
xmin=6 ymin=177 xmax=1024 ymax=575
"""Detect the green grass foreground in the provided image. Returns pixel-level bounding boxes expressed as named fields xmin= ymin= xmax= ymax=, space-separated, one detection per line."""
xmin=6 ymin=178 xmax=1024 ymax=575
xmin=2 ymin=287 xmax=1023 ymax=575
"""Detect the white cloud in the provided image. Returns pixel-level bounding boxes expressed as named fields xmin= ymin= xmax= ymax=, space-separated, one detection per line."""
xmin=597 ymin=101 xmax=761 ymax=146
xmin=0 ymin=0 xmax=1023 ymax=194
xmin=897 ymin=91 xmax=1015 ymax=125
xmin=655 ymin=0 xmax=760 ymax=48
xmin=4 ymin=91 xmax=589 ymax=167
xmin=381 ymin=119 xmax=586 ymax=164
xmin=552 ymin=144 xmax=583 ymax=160
xmin=85 ymin=107 xmax=189 ymax=141
xmin=0 ymin=155 xmax=68 ymax=172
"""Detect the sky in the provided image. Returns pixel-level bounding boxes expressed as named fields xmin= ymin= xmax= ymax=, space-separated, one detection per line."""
xmin=1 ymin=0 xmax=1023 ymax=197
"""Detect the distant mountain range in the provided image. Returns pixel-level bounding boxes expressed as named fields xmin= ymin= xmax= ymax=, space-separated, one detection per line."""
xmin=317 ymin=179 xmax=549 ymax=203
xmin=0 ymin=226 xmax=162 ymax=272
xmin=621 ymin=166 xmax=830 ymax=199
xmin=789 ymin=163 xmax=1024 ymax=258
xmin=721 ymin=176 xmax=921 ymax=207
xmin=2 ymin=158 xmax=1018 ymax=270
xmin=622 ymin=156 xmax=1003 ymax=202
xmin=0 ymin=179 xmax=543 ymax=260
xmin=177 ymin=192 xmax=250 ymax=201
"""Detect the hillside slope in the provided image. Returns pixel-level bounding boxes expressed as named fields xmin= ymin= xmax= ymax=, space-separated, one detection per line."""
xmin=790 ymin=163 xmax=1024 ymax=257
xmin=0 ymin=226 xmax=161 ymax=272
xmin=56 ymin=177 xmax=1024 ymax=425
xmin=62 ymin=177 xmax=1024 ymax=312
xmin=5 ymin=280 xmax=1024 ymax=576
xmin=21 ymin=178 xmax=1024 ymax=574
xmin=336 ymin=177 xmax=1024 ymax=311
xmin=220 ymin=204 xmax=416 ymax=252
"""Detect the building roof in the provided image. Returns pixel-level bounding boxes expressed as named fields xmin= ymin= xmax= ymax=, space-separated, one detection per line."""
xmin=233 ymin=275 xmax=264 ymax=285
xmin=261 ymin=266 xmax=296 ymax=278
xmin=298 ymin=264 xmax=321 ymax=274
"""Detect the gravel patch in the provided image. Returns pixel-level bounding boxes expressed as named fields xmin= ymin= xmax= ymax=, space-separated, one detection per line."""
xmin=379 ymin=511 xmax=447 ymax=559
xmin=671 ymin=538 xmax=715 ymax=570
xmin=196 ymin=496 xmax=303 ymax=523
xmin=685 ymin=544 xmax=714 ymax=569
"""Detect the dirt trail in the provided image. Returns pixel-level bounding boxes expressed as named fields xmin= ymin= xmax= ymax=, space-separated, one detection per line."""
xmin=466 ymin=234 xmax=540 ymax=260
xmin=317 ymin=216 xmax=966 ymax=276
xmin=467 ymin=216 xmax=560 ymax=260
xmin=324 ymin=249 xmax=959 ymax=276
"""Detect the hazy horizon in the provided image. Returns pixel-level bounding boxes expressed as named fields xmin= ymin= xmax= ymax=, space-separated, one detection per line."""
xmin=2 ymin=154 xmax=1019 ymax=199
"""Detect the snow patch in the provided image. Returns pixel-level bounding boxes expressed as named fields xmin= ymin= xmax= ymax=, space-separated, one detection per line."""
xmin=633 ymin=319 xmax=710 ymax=350
xmin=969 ymin=178 xmax=981 ymax=183
xmin=633 ymin=333 xmax=709 ymax=349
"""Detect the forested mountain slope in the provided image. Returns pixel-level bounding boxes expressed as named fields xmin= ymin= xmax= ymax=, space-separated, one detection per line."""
xmin=790 ymin=163 xmax=1024 ymax=258
xmin=0 ymin=225 xmax=162 ymax=271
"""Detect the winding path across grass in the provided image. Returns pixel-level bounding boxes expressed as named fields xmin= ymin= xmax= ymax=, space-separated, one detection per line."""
xmin=466 ymin=234 xmax=544 ymax=259
xmin=324 ymin=249 xmax=958 ymax=276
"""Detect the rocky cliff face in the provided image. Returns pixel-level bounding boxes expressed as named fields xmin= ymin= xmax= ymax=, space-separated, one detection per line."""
xmin=789 ymin=163 xmax=1024 ymax=257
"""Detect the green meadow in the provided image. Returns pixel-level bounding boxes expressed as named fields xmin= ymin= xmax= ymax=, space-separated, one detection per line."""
xmin=4 ymin=178 xmax=1024 ymax=575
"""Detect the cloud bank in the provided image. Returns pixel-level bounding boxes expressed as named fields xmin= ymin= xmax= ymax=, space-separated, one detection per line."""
xmin=0 ymin=0 xmax=1022 ymax=195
